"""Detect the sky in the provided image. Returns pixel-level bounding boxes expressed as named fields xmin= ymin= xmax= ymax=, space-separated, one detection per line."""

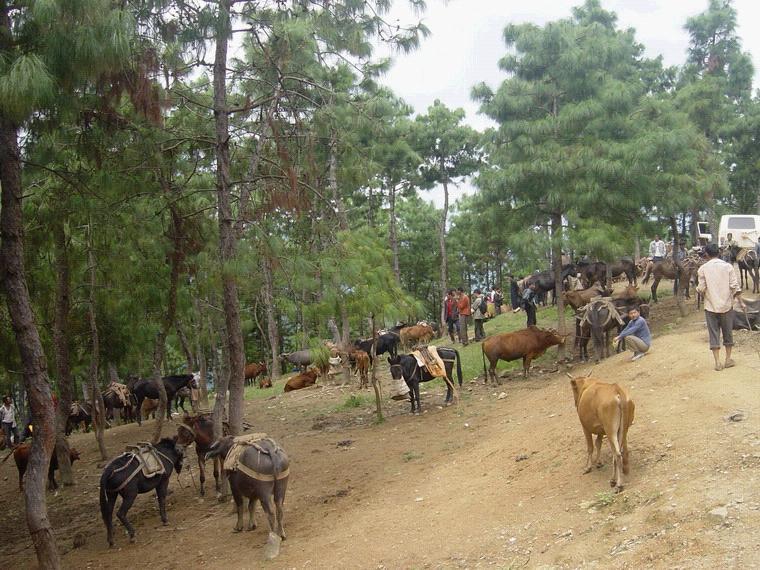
xmin=375 ymin=0 xmax=760 ymax=207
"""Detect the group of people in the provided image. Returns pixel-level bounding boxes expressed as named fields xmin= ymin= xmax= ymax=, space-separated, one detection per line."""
xmin=444 ymin=286 xmax=504 ymax=345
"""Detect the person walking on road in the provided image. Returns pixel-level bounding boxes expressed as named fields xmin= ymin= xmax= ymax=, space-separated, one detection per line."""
xmin=457 ymin=287 xmax=471 ymax=346
xmin=696 ymin=243 xmax=743 ymax=371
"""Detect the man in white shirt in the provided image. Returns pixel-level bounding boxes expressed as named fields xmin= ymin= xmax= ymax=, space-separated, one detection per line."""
xmin=649 ymin=234 xmax=666 ymax=261
xmin=696 ymin=243 xmax=743 ymax=371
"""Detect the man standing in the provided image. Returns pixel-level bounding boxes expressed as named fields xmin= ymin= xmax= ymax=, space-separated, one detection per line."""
xmin=493 ymin=287 xmax=503 ymax=315
xmin=696 ymin=243 xmax=742 ymax=371
xmin=614 ymin=307 xmax=652 ymax=361
xmin=1 ymin=396 xmax=19 ymax=448
xmin=472 ymin=289 xmax=486 ymax=341
xmin=755 ymin=236 xmax=760 ymax=259
xmin=457 ymin=287 xmax=471 ymax=346
xmin=521 ymin=282 xmax=538 ymax=327
xmin=649 ymin=234 xmax=666 ymax=261
xmin=444 ymin=289 xmax=459 ymax=343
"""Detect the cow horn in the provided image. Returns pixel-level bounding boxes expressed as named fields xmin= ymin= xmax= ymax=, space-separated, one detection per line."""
xmin=565 ymin=372 xmax=575 ymax=380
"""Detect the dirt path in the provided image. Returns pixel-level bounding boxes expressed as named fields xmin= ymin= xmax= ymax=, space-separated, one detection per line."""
xmin=2 ymin=302 xmax=760 ymax=568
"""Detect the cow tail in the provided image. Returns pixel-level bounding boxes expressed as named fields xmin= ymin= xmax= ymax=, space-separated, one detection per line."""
xmin=618 ymin=390 xmax=630 ymax=474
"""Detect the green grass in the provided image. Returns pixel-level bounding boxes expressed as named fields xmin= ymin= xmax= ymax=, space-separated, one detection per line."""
xmin=335 ymin=393 xmax=371 ymax=411
xmin=402 ymin=450 xmax=423 ymax=462
xmin=243 ymin=379 xmax=284 ymax=400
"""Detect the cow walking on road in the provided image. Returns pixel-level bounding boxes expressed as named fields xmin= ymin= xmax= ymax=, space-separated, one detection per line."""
xmin=569 ymin=376 xmax=635 ymax=493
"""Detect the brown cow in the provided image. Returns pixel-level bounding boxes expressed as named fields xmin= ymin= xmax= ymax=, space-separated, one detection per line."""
xmin=570 ymin=376 xmax=635 ymax=493
xmin=353 ymin=350 xmax=370 ymax=389
xmin=259 ymin=377 xmax=273 ymax=389
xmin=9 ymin=443 xmax=81 ymax=492
xmin=400 ymin=324 xmax=434 ymax=349
xmin=481 ymin=326 xmax=565 ymax=382
xmin=610 ymin=284 xmax=639 ymax=301
xmin=283 ymin=368 xmax=319 ymax=393
xmin=244 ymin=362 xmax=267 ymax=387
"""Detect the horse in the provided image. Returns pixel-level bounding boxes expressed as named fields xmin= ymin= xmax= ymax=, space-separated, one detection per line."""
xmin=576 ymin=260 xmax=607 ymax=288
xmin=205 ymin=436 xmax=289 ymax=551
xmin=176 ymin=413 xmax=225 ymax=497
xmin=66 ymin=402 xmax=92 ymax=435
xmin=174 ymin=387 xmax=191 ymax=413
xmin=729 ymin=246 xmax=760 ymax=293
xmin=387 ymin=347 xmax=463 ymax=414
xmin=103 ymin=387 xmax=135 ymax=424
xmin=641 ymin=259 xmax=692 ymax=302
xmin=525 ymin=264 xmax=577 ymax=304
xmin=99 ymin=437 xmax=185 ymax=547
xmin=132 ymin=374 xmax=198 ymax=425
xmin=608 ymin=258 xmax=637 ymax=286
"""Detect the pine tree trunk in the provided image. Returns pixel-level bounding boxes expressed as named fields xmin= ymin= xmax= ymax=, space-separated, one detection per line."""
xmin=86 ymin=240 xmax=108 ymax=463
xmin=214 ymin=0 xmax=245 ymax=437
xmin=0 ymin=117 xmax=61 ymax=569
xmin=52 ymin=215 xmax=74 ymax=486
xmin=329 ymin=130 xmax=348 ymax=230
xmin=389 ymin=183 xmax=400 ymax=283
xmin=369 ymin=314 xmax=383 ymax=421
xmin=192 ymin=294 xmax=210 ymax=408
xmin=438 ymin=167 xmax=449 ymax=337
xmin=151 ymin=196 xmax=183 ymax=443
xmin=262 ymin=255 xmax=282 ymax=379
xmin=550 ymin=213 xmax=566 ymax=360
xmin=634 ymin=236 xmax=641 ymax=260
xmin=177 ymin=323 xmax=195 ymax=373
xmin=213 ymin=318 xmax=230 ymax=500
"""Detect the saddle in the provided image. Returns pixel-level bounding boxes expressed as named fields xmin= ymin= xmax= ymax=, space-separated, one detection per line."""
xmin=577 ymin=298 xmax=626 ymax=327
xmin=223 ymin=433 xmax=289 ymax=482
xmin=125 ymin=443 xmax=167 ymax=478
xmin=410 ymin=346 xmax=447 ymax=378
xmin=104 ymin=382 xmax=130 ymax=407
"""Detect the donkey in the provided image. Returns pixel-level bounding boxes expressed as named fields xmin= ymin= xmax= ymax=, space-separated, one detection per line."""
xmin=205 ymin=436 xmax=289 ymax=547
xmin=99 ymin=437 xmax=184 ymax=547
xmin=66 ymin=402 xmax=92 ymax=435
xmin=387 ymin=347 xmax=462 ymax=414
xmin=132 ymin=374 xmax=197 ymax=425
xmin=103 ymin=389 xmax=135 ymax=424
xmin=176 ymin=413 xmax=225 ymax=497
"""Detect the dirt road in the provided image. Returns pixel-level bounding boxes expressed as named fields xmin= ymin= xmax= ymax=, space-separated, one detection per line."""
xmin=2 ymin=301 xmax=759 ymax=568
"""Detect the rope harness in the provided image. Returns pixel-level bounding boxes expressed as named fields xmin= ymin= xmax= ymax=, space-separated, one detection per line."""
xmin=108 ymin=445 xmax=176 ymax=492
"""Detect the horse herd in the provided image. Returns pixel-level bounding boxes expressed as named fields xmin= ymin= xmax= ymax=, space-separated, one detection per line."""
xmin=65 ymin=373 xmax=199 ymax=436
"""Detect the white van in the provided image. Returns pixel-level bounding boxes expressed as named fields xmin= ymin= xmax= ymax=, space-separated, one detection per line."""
xmin=718 ymin=215 xmax=760 ymax=248
xmin=696 ymin=221 xmax=712 ymax=244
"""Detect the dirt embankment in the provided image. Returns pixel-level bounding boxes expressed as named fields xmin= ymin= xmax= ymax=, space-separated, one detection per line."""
xmin=2 ymin=297 xmax=759 ymax=569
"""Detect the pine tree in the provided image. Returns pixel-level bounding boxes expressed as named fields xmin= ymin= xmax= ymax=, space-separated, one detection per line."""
xmin=412 ymin=101 xmax=481 ymax=332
